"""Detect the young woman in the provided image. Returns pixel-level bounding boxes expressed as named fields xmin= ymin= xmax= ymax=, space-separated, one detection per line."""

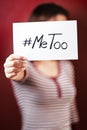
xmin=4 ymin=3 xmax=80 ymax=130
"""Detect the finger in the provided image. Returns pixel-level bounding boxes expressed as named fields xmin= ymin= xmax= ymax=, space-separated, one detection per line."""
xmin=5 ymin=72 xmax=17 ymax=79
xmin=4 ymin=59 xmax=26 ymax=68
xmin=4 ymin=67 xmax=21 ymax=74
xmin=14 ymin=60 xmax=26 ymax=68
xmin=6 ymin=54 xmax=27 ymax=62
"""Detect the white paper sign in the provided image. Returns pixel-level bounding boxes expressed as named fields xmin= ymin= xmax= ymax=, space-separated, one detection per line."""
xmin=13 ymin=20 xmax=78 ymax=60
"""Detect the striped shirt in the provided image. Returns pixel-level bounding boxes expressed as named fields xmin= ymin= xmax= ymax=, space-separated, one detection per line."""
xmin=11 ymin=60 xmax=79 ymax=130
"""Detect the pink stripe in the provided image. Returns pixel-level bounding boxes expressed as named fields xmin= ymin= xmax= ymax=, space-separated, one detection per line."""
xmin=51 ymin=77 xmax=62 ymax=98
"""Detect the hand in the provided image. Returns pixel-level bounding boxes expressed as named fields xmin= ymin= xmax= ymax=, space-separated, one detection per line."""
xmin=4 ymin=54 xmax=27 ymax=81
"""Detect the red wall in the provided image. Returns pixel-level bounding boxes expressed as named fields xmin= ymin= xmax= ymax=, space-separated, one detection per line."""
xmin=0 ymin=0 xmax=87 ymax=129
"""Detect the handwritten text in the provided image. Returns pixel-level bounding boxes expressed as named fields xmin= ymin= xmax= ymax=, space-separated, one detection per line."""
xmin=22 ymin=33 xmax=68 ymax=50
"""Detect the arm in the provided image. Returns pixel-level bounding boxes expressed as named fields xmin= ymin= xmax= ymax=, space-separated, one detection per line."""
xmin=70 ymin=99 xmax=80 ymax=130
xmin=66 ymin=61 xmax=80 ymax=130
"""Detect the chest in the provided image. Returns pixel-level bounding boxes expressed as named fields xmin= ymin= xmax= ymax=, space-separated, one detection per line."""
xmin=28 ymin=63 xmax=76 ymax=104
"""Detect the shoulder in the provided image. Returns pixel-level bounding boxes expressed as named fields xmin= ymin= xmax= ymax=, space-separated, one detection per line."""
xmin=60 ymin=60 xmax=75 ymax=76
xmin=60 ymin=60 xmax=74 ymax=69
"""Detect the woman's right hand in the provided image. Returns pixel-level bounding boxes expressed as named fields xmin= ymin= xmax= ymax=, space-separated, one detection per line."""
xmin=3 ymin=54 xmax=27 ymax=81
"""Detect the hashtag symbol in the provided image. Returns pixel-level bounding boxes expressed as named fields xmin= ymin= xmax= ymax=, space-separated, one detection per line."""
xmin=23 ymin=38 xmax=32 ymax=47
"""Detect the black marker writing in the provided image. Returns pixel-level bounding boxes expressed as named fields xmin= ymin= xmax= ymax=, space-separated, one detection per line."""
xmin=48 ymin=33 xmax=62 ymax=49
xmin=23 ymin=38 xmax=32 ymax=46
xmin=22 ymin=33 xmax=68 ymax=50
xmin=32 ymin=35 xmax=47 ymax=49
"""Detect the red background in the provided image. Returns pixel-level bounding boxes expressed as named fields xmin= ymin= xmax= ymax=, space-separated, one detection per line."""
xmin=0 ymin=0 xmax=87 ymax=130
